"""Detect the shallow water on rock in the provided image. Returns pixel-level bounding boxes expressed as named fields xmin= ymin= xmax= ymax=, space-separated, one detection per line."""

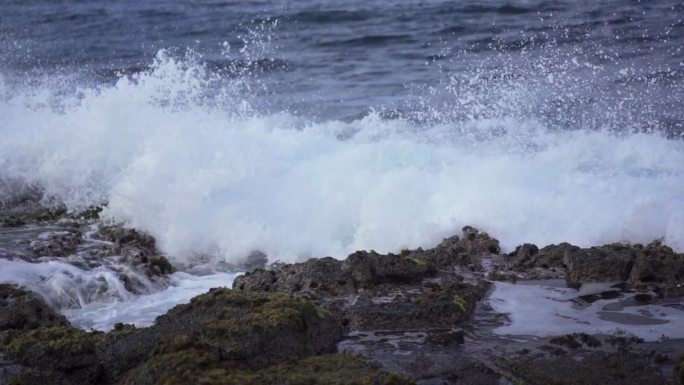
xmin=0 ymin=220 xmax=241 ymax=331
xmin=489 ymin=280 xmax=684 ymax=341
xmin=62 ymin=271 xmax=240 ymax=331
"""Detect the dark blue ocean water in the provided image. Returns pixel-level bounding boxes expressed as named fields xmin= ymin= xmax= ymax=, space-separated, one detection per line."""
xmin=1 ymin=0 xmax=683 ymax=125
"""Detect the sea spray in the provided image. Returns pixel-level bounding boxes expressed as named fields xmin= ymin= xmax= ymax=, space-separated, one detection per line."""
xmin=1 ymin=50 xmax=682 ymax=264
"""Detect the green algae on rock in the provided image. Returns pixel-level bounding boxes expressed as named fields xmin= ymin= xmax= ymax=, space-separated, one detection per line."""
xmin=0 ymin=288 xmax=364 ymax=385
xmin=154 ymin=289 xmax=344 ymax=369
xmin=0 ymin=284 xmax=69 ymax=332
xmin=121 ymin=353 xmax=414 ymax=385
xmin=5 ymin=326 xmax=102 ymax=371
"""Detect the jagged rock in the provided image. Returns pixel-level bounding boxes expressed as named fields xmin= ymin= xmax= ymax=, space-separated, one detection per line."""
xmin=234 ymin=231 xmax=491 ymax=336
xmin=234 ymin=227 xmax=501 ymax=299
xmin=507 ymin=243 xmax=540 ymax=268
xmin=236 ymin=257 xmax=355 ymax=296
xmin=97 ymin=225 xmax=156 ymax=249
xmin=564 ymin=243 xmax=640 ymax=285
xmin=409 ymin=226 xmax=501 ymax=268
xmin=628 ymin=241 xmax=684 ymax=296
xmin=498 ymin=350 xmax=668 ymax=385
xmin=491 ymin=242 xmax=577 ymax=281
xmin=343 ymin=276 xmax=489 ymax=331
xmin=499 ymin=240 xmax=684 ymax=296
xmin=0 ymin=203 xmax=67 ymax=228
xmin=1 ymin=215 xmax=25 ymax=227
xmin=341 ymin=251 xmax=434 ymax=287
xmin=0 ymin=290 xmax=355 ymax=385
xmin=508 ymin=242 xmax=577 ymax=270
xmin=234 ymin=251 xmax=435 ymax=298
xmin=459 ymin=226 xmax=502 ymax=255
xmin=97 ymin=225 xmax=174 ymax=279
xmin=4 ymin=326 xmax=102 ymax=373
xmin=560 ymin=241 xmax=684 ymax=295
xmin=28 ymin=229 xmax=83 ymax=257
xmin=152 ymin=289 xmax=344 ymax=369
xmin=0 ymin=284 xmax=68 ymax=331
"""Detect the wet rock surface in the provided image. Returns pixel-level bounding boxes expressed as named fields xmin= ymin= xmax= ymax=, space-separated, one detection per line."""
xmin=0 ymin=288 xmax=407 ymax=385
xmin=232 ymin=227 xmax=684 ymax=385
xmin=233 ymin=227 xmax=494 ymax=336
xmin=1 ymin=199 xmax=684 ymax=385
xmin=0 ymin=284 xmax=69 ymax=332
xmin=676 ymin=357 xmax=684 ymax=385
xmin=0 ymin=201 xmax=174 ymax=297
xmin=493 ymin=240 xmax=684 ymax=297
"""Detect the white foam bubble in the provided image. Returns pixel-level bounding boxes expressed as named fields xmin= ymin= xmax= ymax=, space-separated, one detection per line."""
xmin=489 ymin=281 xmax=684 ymax=341
xmin=1 ymin=52 xmax=683 ymax=264
xmin=0 ymin=258 xmax=135 ymax=309
xmin=62 ymin=271 xmax=239 ymax=331
xmin=0 ymin=258 xmax=239 ymax=331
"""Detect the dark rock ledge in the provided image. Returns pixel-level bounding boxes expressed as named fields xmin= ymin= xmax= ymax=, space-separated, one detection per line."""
xmin=497 ymin=239 xmax=684 ymax=297
xmin=0 ymin=284 xmax=411 ymax=385
xmin=1 ymin=219 xmax=683 ymax=385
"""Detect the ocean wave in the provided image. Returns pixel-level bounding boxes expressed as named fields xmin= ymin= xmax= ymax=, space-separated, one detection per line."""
xmin=0 ymin=50 xmax=682 ymax=265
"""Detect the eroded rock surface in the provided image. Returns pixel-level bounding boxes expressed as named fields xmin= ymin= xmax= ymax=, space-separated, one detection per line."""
xmin=494 ymin=240 xmax=684 ymax=297
xmin=2 ymin=206 xmax=683 ymax=385
xmin=233 ymin=227 xmax=494 ymax=335
xmin=0 ymin=288 xmax=408 ymax=385
xmin=0 ymin=285 xmax=68 ymax=332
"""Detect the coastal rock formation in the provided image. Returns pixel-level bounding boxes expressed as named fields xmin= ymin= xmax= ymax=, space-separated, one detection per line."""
xmin=676 ymin=357 xmax=684 ymax=385
xmin=495 ymin=240 xmax=684 ymax=296
xmin=0 ymin=287 xmax=408 ymax=385
xmin=233 ymin=227 xmax=493 ymax=334
xmin=28 ymin=228 xmax=83 ymax=258
xmin=0 ymin=285 xmax=68 ymax=332
xmin=96 ymin=225 xmax=174 ymax=277
xmin=1 ymin=208 xmax=683 ymax=385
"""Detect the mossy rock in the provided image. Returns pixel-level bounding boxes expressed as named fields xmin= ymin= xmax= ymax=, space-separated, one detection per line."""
xmin=0 ymin=284 xmax=69 ymax=331
xmin=121 ymin=353 xmax=414 ymax=385
xmin=4 ymin=326 xmax=103 ymax=371
xmin=155 ymin=289 xmax=344 ymax=369
xmin=501 ymin=350 xmax=667 ymax=385
xmin=2 ymin=290 xmax=347 ymax=384
xmin=342 ymin=250 xmax=435 ymax=287
xmin=564 ymin=244 xmax=640 ymax=284
xmin=676 ymin=356 xmax=684 ymax=385
xmin=234 ymin=257 xmax=357 ymax=296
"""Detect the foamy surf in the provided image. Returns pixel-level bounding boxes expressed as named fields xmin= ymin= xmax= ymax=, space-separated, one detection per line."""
xmin=0 ymin=258 xmax=239 ymax=331
xmin=1 ymin=51 xmax=683 ymax=265
xmin=61 ymin=271 xmax=240 ymax=331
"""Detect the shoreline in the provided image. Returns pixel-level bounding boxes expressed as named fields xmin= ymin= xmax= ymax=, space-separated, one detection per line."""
xmin=1 ymin=202 xmax=683 ymax=384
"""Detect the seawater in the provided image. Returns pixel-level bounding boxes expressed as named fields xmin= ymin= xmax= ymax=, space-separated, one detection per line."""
xmin=0 ymin=0 xmax=683 ymax=330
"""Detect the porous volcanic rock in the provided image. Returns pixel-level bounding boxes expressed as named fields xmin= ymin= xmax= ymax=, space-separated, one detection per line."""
xmin=0 ymin=289 xmax=402 ymax=385
xmin=0 ymin=284 xmax=68 ymax=332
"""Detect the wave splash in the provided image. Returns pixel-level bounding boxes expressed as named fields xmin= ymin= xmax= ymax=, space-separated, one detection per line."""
xmin=1 ymin=50 xmax=683 ymax=263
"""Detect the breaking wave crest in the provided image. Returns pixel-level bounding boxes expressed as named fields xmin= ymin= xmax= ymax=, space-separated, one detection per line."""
xmin=1 ymin=50 xmax=683 ymax=264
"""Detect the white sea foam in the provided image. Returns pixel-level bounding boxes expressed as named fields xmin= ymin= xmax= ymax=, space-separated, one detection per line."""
xmin=489 ymin=281 xmax=684 ymax=341
xmin=62 ymin=271 xmax=239 ymax=331
xmin=0 ymin=51 xmax=683 ymax=265
xmin=0 ymin=258 xmax=135 ymax=309
xmin=0 ymin=258 xmax=238 ymax=330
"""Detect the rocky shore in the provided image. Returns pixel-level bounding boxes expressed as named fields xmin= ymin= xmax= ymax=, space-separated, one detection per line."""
xmin=1 ymin=200 xmax=683 ymax=385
